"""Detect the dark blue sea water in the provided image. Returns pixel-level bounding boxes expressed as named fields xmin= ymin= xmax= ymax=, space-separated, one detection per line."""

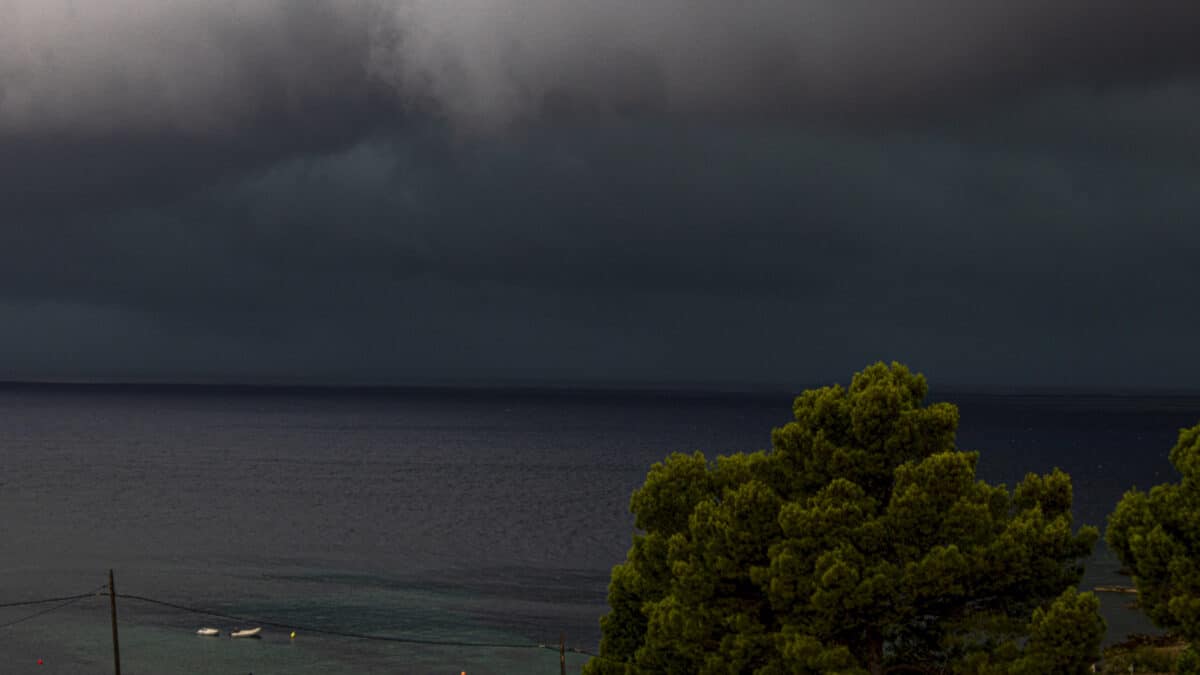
xmin=0 ymin=385 xmax=1196 ymax=674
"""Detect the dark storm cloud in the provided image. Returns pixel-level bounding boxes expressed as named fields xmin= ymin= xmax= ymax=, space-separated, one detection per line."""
xmin=377 ymin=0 xmax=1200 ymax=128
xmin=2 ymin=1 xmax=1200 ymax=387
xmin=5 ymin=1 xmax=1200 ymax=137
xmin=3 ymin=0 xmax=1199 ymax=200
xmin=5 ymin=89 xmax=1200 ymax=387
xmin=0 ymin=0 xmax=399 ymax=212
xmin=3 ymin=0 xmax=1199 ymax=211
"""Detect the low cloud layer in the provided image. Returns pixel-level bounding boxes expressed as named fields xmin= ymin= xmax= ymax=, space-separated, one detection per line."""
xmin=0 ymin=1 xmax=384 ymax=135
xmin=380 ymin=0 xmax=1200 ymax=128
xmin=1 ymin=1 xmax=1198 ymax=388
xmin=4 ymin=0 xmax=1200 ymax=135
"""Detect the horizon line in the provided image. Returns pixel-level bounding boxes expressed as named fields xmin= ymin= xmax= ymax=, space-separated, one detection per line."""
xmin=0 ymin=377 xmax=1198 ymax=399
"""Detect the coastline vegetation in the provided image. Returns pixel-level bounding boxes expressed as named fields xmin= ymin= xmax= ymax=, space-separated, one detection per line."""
xmin=1107 ymin=423 xmax=1200 ymax=673
xmin=1099 ymin=633 xmax=1189 ymax=673
xmin=586 ymin=362 xmax=1200 ymax=674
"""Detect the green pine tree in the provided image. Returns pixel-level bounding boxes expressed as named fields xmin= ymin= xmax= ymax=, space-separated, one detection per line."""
xmin=1107 ymin=422 xmax=1200 ymax=673
xmin=586 ymin=362 xmax=1102 ymax=675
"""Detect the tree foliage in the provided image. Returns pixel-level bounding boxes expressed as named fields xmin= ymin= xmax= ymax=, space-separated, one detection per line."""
xmin=586 ymin=363 xmax=1101 ymax=675
xmin=1107 ymin=423 xmax=1200 ymax=670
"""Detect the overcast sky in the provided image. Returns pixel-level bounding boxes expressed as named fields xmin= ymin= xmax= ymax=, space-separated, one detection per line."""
xmin=2 ymin=1 xmax=1198 ymax=390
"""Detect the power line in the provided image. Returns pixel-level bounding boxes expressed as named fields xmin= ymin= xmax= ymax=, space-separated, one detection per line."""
xmin=0 ymin=587 xmax=636 ymax=669
xmin=0 ymin=591 xmax=102 ymax=610
xmin=0 ymin=587 xmax=106 ymax=630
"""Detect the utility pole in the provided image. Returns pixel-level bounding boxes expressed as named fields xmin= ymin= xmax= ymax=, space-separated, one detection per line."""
xmin=109 ymin=569 xmax=122 ymax=675
xmin=559 ymin=633 xmax=566 ymax=675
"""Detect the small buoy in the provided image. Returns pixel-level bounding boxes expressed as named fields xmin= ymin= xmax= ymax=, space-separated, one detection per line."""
xmin=290 ymin=631 xmax=296 ymax=640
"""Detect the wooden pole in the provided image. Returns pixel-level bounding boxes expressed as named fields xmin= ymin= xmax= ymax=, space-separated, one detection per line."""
xmin=559 ymin=633 xmax=566 ymax=675
xmin=109 ymin=569 xmax=122 ymax=675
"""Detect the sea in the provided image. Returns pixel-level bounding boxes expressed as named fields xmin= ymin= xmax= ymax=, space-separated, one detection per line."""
xmin=0 ymin=384 xmax=1196 ymax=674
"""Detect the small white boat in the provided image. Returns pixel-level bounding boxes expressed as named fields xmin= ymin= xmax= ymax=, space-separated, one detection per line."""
xmin=230 ymin=627 xmax=262 ymax=639
xmin=196 ymin=627 xmax=220 ymax=636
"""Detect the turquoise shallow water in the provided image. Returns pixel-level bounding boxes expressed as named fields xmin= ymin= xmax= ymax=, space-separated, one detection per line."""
xmin=3 ymin=608 xmax=593 ymax=674
xmin=0 ymin=386 xmax=1196 ymax=672
xmin=0 ymin=558 xmax=603 ymax=673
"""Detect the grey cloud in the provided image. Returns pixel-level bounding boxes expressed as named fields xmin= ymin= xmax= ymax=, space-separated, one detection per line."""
xmin=373 ymin=0 xmax=1200 ymax=127
xmin=3 ymin=0 xmax=1199 ymax=207
xmin=4 ymin=1 xmax=1200 ymax=137
xmin=0 ymin=0 xmax=398 ymax=212
xmin=3 ymin=78 xmax=1199 ymax=387
xmin=0 ymin=0 xmax=387 ymax=135
xmin=3 ymin=1 xmax=1200 ymax=388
